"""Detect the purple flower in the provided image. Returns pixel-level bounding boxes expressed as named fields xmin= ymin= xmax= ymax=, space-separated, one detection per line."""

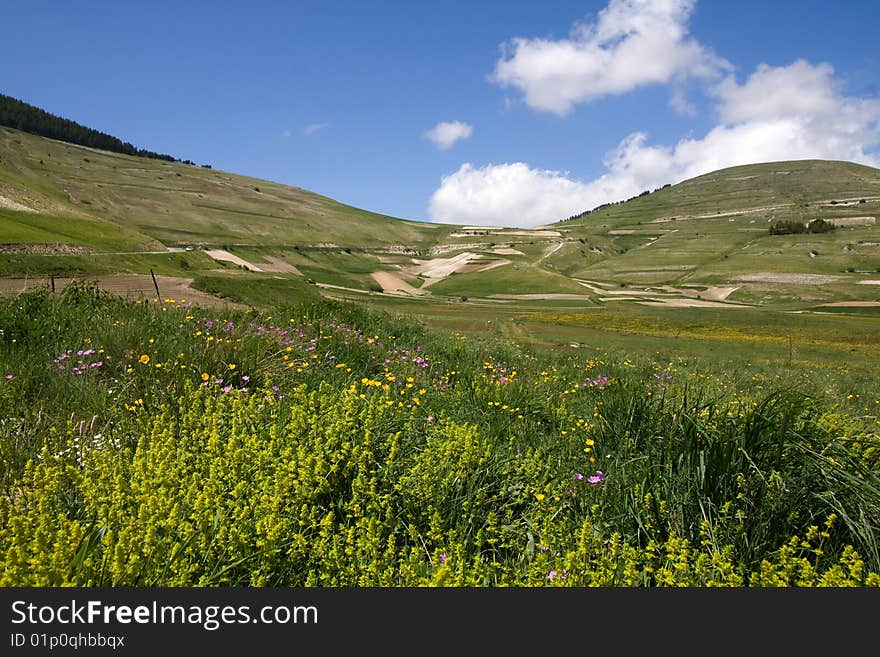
xmin=588 ymin=470 xmax=605 ymax=484
xmin=547 ymin=570 xmax=557 ymax=581
xmin=439 ymin=553 xmax=448 ymax=565
xmin=574 ymin=472 xmax=584 ymax=481
xmin=4 ymin=374 xmax=12 ymax=380
xmin=241 ymin=375 xmax=250 ymax=382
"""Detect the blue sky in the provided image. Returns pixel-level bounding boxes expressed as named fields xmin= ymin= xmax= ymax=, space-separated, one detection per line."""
xmin=5 ymin=0 xmax=880 ymax=227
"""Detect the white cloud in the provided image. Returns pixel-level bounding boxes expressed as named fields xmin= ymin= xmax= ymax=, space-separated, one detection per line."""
xmin=715 ymin=60 xmax=844 ymax=124
xmin=428 ymin=162 xmax=599 ymax=227
xmin=492 ymin=0 xmax=729 ymax=115
xmin=424 ymin=121 xmax=473 ymax=150
xmin=303 ymin=122 xmax=329 ymax=136
xmin=431 ymin=61 xmax=880 ymax=227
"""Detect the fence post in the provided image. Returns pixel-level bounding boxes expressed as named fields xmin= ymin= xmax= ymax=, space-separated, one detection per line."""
xmin=150 ymin=269 xmax=161 ymax=301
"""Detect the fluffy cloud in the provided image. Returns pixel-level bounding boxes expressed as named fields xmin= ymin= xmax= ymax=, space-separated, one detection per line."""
xmin=424 ymin=121 xmax=473 ymax=150
xmin=430 ymin=61 xmax=880 ymax=227
xmin=428 ymin=162 xmax=597 ymax=227
xmin=492 ymin=0 xmax=728 ymax=115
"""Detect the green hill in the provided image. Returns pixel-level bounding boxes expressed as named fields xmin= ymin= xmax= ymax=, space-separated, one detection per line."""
xmin=543 ymin=160 xmax=880 ymax=305
xmin=0 ymin=126 xmax=449 ymax=250
xmin=1 ymin=117 xmax=878 ymax=314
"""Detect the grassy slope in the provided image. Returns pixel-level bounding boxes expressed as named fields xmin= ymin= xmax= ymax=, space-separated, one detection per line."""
xmin=0 ymin=126 xmax=452 ymax=250
xmin=549 ymin=160 xmax=880 ymax=292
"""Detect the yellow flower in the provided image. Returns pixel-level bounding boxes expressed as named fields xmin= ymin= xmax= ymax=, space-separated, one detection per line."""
xmin=535 ymin=493 xmax=545 ymax=502
xmin=228 ymin=363 xmax=236 ymax=370
xmin=139 ymin=354 xmax=150 ymax=364
xmin=201 ymin=373 xmax=210 ymax=381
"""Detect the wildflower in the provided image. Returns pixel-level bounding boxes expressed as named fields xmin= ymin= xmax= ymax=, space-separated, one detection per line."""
xmin=139 ymin=354 xmax=150 ymax=364
xmin=439 ymin=553 xmax=448 ymax=565
xmin=201 ymin=373 xmax=210 ymax=381
xmin=228 ymin=363 xmax=236 ymax=370
xmin=574 ymin=472 xmax=584 ymax=481
xmin=535 ymin=493 xmax=545 ymax=502
xmin=241 ymin=375 xmax=250 ymax=382
xmin=4 ymin=374 xmax=12 ymax=380
xmin=548 ymin=571 xmax=557 ymax=581
xmin=588 ymin=471 xmax=605 ymax=484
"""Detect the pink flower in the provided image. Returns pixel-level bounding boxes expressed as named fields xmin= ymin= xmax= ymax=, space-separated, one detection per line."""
xmin=574 ymin=472 xmax=584 ymax=481
xmin=4 ymin=374 xmax=12 ymax=380
xmin=588 ymin=470 xmax=605 ymax=484
xmin=439 ymin=553 xmax=448 ymax=565
xmin=547 ymin=570 xmax=557 ymax=581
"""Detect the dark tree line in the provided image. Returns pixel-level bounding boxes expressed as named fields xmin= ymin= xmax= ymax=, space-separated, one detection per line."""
xmin=561 ymin=183 xmax=672 ymax=222
xmin=0 ymin=93 xmax=184 ymax=163
xmin=769 ymin=218 xmax=836 ymax=235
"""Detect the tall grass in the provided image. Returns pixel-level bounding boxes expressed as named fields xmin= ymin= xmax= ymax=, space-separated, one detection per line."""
xmin=0 ymin=284 xmax=878 ymax=586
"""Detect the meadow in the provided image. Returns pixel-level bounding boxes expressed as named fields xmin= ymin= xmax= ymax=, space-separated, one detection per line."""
xmin=1 ymin=283 xmax=878 ymax=586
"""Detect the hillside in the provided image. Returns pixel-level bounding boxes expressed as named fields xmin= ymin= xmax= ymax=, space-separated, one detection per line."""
xmin=539 ymin=160 xmax=880 ymax=307
xmin=0 ymin=126 xmax=450 ymax=250
xmin=0 ymin=122 xmax=878 ymax=318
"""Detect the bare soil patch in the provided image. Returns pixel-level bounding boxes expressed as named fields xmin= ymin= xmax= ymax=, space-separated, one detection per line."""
xmin=827 ymin=217 xmax=875 ymax=227
xmin=261 ymin=256 xmax=302 ymax=275
xmin=0 ymin=194 xmax=37 ymax=213
xmin=658 ymin=285 xmax=740 ymax=301
xmin=204 ymin=249 xmax=265 ymax=272
xmin=370 ymin=271 xmax=428 ymax=296
xmin=734 ymin=272 xmax=844 ymax=284
xmin=817 ymin=301 xmax=880 ymax=307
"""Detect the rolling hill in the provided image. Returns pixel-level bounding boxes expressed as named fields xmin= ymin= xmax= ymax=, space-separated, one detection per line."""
xmin=1 ymin=120 xmax=878 ymax=315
